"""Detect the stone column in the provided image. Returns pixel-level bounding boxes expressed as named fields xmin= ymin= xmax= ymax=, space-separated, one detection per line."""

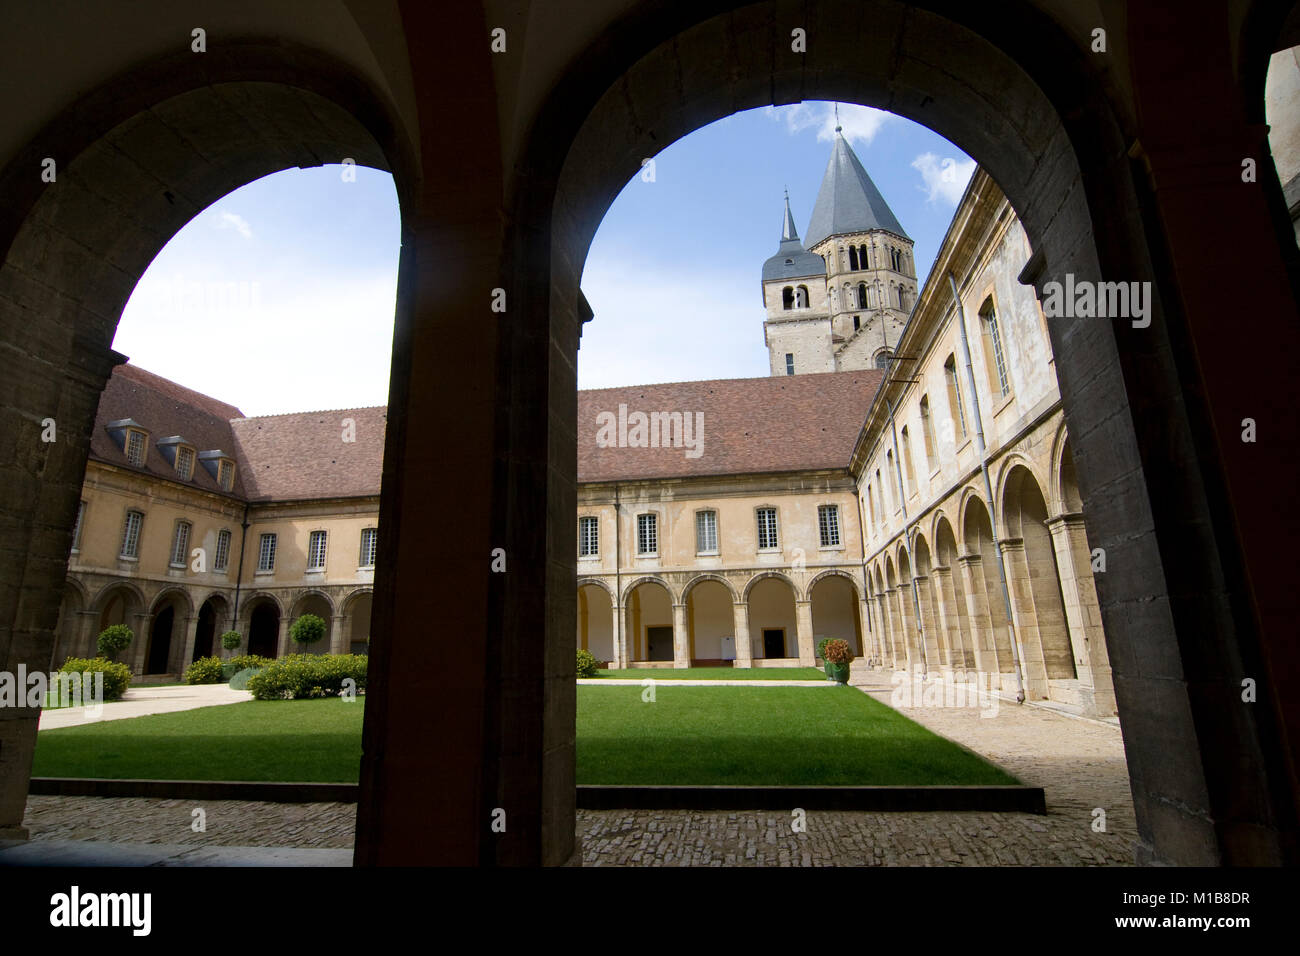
xmin=913 ymin=574 xmax=943 ymax=677
xmin=131 ymin=612 xmax=153 ymax=675
xmin=794 ymin=599 xmax=816 ymax=665
xmin=999 ymin=538 xmax=1046 ymax=699
xmin=276 ymin=616 xmax=291 ymax=658
xmin=856 ymin=599 xmax=872 ymax=664
xmin=931 ymin=566 xmax=967 ymax=672
xmin=894 ymin=586 xmax=919 ymax=673
xmin=956 ymin=555 xmax=999 ymax=679
xmin=331 ymin=613 xmax=348 ymax=655
xmin=1047 ymin=514 xmax=1116 ymax=717
xmin=616 ymin=603 xmax=631 ymax=667
xmin=77 ymin=609 xmax=99 ymax=660
xmin=732 ymin=602 xmax=752 ymax=668
xmin=671 ymin=603 xmax=690 ymax=669
xmin=177 ymin=613 xmax=200 ymax=672
xmin=879 ymin=589 xmax=898 ymax=669
xmin=609 ymin=602 xmax=623 ymax=668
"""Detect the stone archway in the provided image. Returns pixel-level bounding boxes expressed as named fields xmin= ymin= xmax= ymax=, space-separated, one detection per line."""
xmin=808 ymin=572 xmax=862 ymax=657
xmin=193 ymin=595 xmax=229 ymax=663
xmin=577 ymin=582 xmax=614 ymax=665
xmin=246 ymin=599 xmax=281 ymax=661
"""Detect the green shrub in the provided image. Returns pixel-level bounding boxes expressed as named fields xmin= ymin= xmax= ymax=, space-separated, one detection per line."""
xmin=816 ymin=638 xmax=831 ymax=661
xmin=96 ymin=624 xmax=134 ymax=661
xmin=245 ymin=654 xmax=367 ymax=701
xmin=823 ymin=639 xmax=854 ymax=665
xmin=57 ymin=657 xmax=131 ymax=701
xmin=289 ymin=613 xmax=327 ymax=649
xmin=220 ymin=631 xmax=242 ymax=651
xmin=183 ymin=656 xmax=226 ymax=685
xmin=576 ymin=648 xmax=600 ymax=678
xmin=220 ymin=654 xmax=274 ymax=681
xmin=228 ymin=667 xmax=263 ymax=691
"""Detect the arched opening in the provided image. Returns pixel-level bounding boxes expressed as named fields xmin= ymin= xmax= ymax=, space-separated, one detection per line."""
xmin=345 ymin=591 xmax=374 ymax=656
xmin=145 ymin=592 xmax=191 ymax=676
xmin=746 ymin=576 xmax=797 ymax=661
xmin=577 ymin=584 xmax=614 ymax=665
xmin=290 ymin=593 xmax=335 ymax=655
xmin=809 ymin=574 xmax=861 ymax=656
xmin=52 ymin=584 xmax=85 ymax=669
xmin=246 ymin=600 xmax=281 ymax=660
xmin=962 ymin=496 xmax=1016 ymax=688
xmin=94 ymin=585 xmax=143 ymax=665
xmin=193 ymin=595 xmax=228 ymax=663
xmin=934 ymin=516 xmax=975 ymax=672
xmin=685 ymin=579 xmax=735 ymax=666
xmin=625 ymin=580 xmax=673 ymax=664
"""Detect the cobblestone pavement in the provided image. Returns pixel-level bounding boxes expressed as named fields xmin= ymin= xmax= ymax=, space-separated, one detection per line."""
xmin=20 ymin=669 xmax=1137 ymax=865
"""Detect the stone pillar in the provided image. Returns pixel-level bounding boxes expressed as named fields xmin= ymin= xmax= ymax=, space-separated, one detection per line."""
xmin=956 ymin=555 xmax=999 ymax=679
xmin=931 ymin=566 xmax=967 ymax=672
xmin=732 ymin=602 xmax=752 ymax=668
xmin=856 ymin=599 xmax=872 ymax=664
xmin=894 ymin=585 xmax=919 ymax=673
xmin=671 ymin=603 xmax=690 ymax=669
xmin=131 ymin=612 xmax=153 ymax=675
xmin=276 ymin=616 xmax=291 ymax=658
xmin=609 ymin=602 xmax=623 ymax=669
xmin=616 ymin=603 xmax=631 ymax=667
xmin=999 ymin=538 xmax=1045 ymax=699
xmin=913 ymin=574 xmax=942 ymax=677
xmin=177 ymin=613 xmax=200 ymax=671
xmin=879 ymin=589 xmax=899 ymax=669
xmin=1047 ymin=514 xmax=1116 ymax=717
xmin=794 ymin=599 xmax=816 ymax=665
xmin=331 ymin=613 xmax=348 ymax=655
xmin=77 ymin=609 xmax=99 ymax=661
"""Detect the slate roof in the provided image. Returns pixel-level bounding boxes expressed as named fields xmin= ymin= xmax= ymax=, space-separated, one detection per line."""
xmin=577 ymin=370 xmax=884 ymax=483
xmin=762 ymin=193 xmax=827 ymax=282
xmin=92 ymin=364 xmax=882 ymax=500
xmin=804 ymin=131 xmax=910 ymax=248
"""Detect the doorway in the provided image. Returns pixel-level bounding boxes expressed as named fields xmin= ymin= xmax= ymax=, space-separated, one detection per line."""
xmin=762 ymin=628 xmax=786 ymax=659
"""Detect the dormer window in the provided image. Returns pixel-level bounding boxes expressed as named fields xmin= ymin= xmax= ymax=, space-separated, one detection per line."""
xmin=198 ymin=450 xmax=237 ymax=492
xmin=125 ymin=429 xmax=147 ymax=466
xmin=175 ymin=445 xmax=194 ymax=479
xmin=156 ymin=436 xmax=195 ymax=480
xmin=218 ymin=459 xmax=235 ymax=491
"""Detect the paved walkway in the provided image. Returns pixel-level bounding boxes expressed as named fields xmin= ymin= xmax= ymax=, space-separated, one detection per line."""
xmin=38 ymin=684 xmax=252 ymax=731
xmin=578 ymin=679 xmax=834 ymax=687
xmin=16 ymin=667 xmax=1137 ymax=865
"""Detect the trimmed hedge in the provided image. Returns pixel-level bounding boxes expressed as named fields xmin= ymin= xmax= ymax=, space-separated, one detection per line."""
xmin=245 ymin=654 xmax=367 ymax=701
xmin=221 ymin=654 xmax=274 ymax=681
xmin=183 ymin=656 xmax=226 ymax=685
xmin=576 ymin=648 xmax=600 ymax=678
xmin=96 ymin=624 xmax=133 ymax=661
xmin=57 ymin=657 xmax=131 ymax=701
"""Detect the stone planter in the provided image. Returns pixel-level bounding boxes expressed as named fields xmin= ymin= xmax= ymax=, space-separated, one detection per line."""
xmin=826 ymin=661 xmax=850 ymax=683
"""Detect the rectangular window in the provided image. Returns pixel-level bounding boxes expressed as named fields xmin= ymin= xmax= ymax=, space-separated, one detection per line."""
xmin=636 ymin=513 xmax=657 ymax=556
xmin=579 ymin=516 xmax=599 ymax=557
xmin=696 ymin=510 xmax=718 ymax=554
xmin=71 ymin=500 xmax=86 ymax=552
xmin=920 ymin=395 xmax=936 ymax=468
xmin=217 ymin=459 xmax=235 ymax=492
xmin=308 ymin=530 xmax=328 ymax=570
xmin=214 ymin=529 xmax=231 ymax=571
xmin=120 ymin=510 xmax=143 ymax=559
xmin=982 ymin=300 xmax=1010 ymax=397
xmin=360 ymin=527 xmax=378 ymax=567
xmin=175 ymin=445 xmax=194 ymax=480
xmin=125 ymin=430 xmax=146 ymax=467
xmin=818 ymin=505 xmax=841 ymax=548
xmin=945 ymin=356 xmax=968 ymax=438
xmin=756 ymin=507 xmax=779 ymax=550
xmin=866 ymin=485 xmax=876 ymax=530
xmin=785 ymin=353 xmax=795 ymax=376
xmin=901 ymin=427 xmax=916 ymax=496
xmin=257 ymin=533 xmax=277 ymax=572
xmin=169 ymin=520 xmax=191 ymax=567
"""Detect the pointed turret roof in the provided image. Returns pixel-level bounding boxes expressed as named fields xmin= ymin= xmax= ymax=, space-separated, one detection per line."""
xmin=762 ymin=190 xmax=826 ymax=281
xmin=804 ymin=129 xmax=909 ymax=248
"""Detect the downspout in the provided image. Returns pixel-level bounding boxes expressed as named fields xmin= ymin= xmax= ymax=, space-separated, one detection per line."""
xmin=885 ymin=395 xmax=928 ymax=676
xmin=949 ymin=272 xmax=1026 ymax=703
xmin=230 ymin=501 xmax=250 ymax=652
xmin=613 ymin=483 xmax=622 ymax=668
xmin=852 ymin=480 xmax=875 ymax=665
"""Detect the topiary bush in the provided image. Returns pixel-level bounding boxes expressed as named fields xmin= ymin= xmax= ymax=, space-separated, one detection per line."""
xmin=822 ymin=639 xmax=854 ymax=665
xmin=245 ymin=653 xmax=367 ymax=701
xmin=816 ymin=638 xmax=831 ymax=661
xmin=228 ymin=667 xmax=264 ymax=691
xmin=221 ymin=654 xmax=274 ymax=681
xmin=220 ymin=631 xmax=242 ymax=651
xmin=96 ymin=624 xmax=134 ymax=662
xmin=183 ymin=656 xmax=226 ymax=685
xmin=57 ymin=657 xmax=132 ymax=701
xmin=289 ymin=613 xmax=327 ymax=650
xmin=576 ymin=648 xmax=600 ymax=678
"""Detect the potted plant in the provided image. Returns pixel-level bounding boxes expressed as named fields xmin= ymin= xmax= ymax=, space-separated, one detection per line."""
xmin=816 ymin=638 xmax=832 ymax=678
xmin=822 ymin=639 xmax=853 ymax=684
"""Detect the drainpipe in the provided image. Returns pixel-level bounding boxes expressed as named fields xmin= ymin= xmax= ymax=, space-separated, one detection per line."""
xmin=949 ymin=272 xmax=1026 ymax=703
xmin=852 ymin=477 xmax=875 ymax=665
xmin=885 ymin=395 xmax=928 ymax=677
xmin=613 ymin=483 xmax=622 ymax=667
xmin=230 ymin=501 xmax=250 ymax=653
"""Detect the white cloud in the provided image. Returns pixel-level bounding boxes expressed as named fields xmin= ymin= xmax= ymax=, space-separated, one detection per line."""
xmin=213 ymin=211 xmax=253 ymax=239
xmin=770 ymin=102 xmax=892 ymax=147
xmin=911 ymin=152 xmax=976 ymax=205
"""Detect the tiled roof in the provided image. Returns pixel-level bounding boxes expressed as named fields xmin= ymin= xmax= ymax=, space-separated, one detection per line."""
xmin=229 ymin=407 xmax=386 ymax=502
xmin=91 ymin=364 xmax=882 ymax=501
xmin=577 ymin=370 xmax=884 ymax=483
xmin=89 ymin=364 xmax=247 ymax=497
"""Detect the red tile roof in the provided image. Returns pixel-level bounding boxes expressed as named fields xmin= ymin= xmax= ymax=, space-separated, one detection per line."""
xmin=91 ymin=364 xmax=882 ymax=500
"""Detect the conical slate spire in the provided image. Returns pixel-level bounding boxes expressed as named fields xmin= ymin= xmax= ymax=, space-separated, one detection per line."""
xmin=763 ymin=191 xmax=826 ymax=281
xmin=804 ymin=130 xmax=909 ymax=249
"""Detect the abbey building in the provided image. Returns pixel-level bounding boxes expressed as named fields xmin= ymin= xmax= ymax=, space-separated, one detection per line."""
xmin=57 ymin=129 xmax=1116 ymax=718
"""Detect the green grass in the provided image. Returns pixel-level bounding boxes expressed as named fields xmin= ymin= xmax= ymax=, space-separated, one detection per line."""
xmin=33 ymin=699 xmax=365 ymax=783
xmin=593 ymin=667 xmax=826 ymax=680
xmin=577 ymin=686 xmax=1019 ymax=786
xmin=32 ymin=686 xmax=1017 ymax=787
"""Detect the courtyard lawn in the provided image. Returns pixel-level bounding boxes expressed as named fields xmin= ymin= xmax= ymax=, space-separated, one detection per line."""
xmin=577 ymin=685 xmax=1019 ymax=786
xmin=593 ymin=667 xmax=826 ymax=680
xmin=32 ymin=698 xmax=365 ymax=783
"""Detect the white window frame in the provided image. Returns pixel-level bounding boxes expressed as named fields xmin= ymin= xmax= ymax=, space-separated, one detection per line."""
xmin=125 ymin=429 xmax=147 ymax=467
xmin=756 ymin=507 xmax=779 ymax=551
xmin=217 ymin=459 xmax=235 ymax=491
xmin=307 ymin=530 xmax=328 ymax=571
xmin=175 ymin=445 xmax=195 ymax=480
xmin=636 ymin=513 xmax=658 ymax=557
xmin=169 ymin=520 xmax=191 ymax=568
xmin=214 ymin=528 xmax=231 ymax=571
xmin=120 ymin=510 xmax=143 ymax=559
xmin=818 ymin=505 xmax=842 ymax=548
xmin=257 ymin=533 xmax=277 ymax=573
xmin=695 ymin=510 xmax=718 ymax=555
xmin=578 ymin=516 xmax=599 ymax=558
xmin=359 ymin=527 xmax=378 ymax=568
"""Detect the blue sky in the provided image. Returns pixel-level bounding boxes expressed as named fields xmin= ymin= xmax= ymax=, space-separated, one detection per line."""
xmin=115 ymin=101 xmax=973 ymax=415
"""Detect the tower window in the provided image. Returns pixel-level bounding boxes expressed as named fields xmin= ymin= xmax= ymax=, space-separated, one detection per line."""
xmin=795 ymin=285 xmax=808 ymax=308
xmin=853 ymin=315 xmax=860 ymax=331
xmin=859 ymin=243 xmax=869 ymax=267
xmin=898 ymin=286 xmax=907 ymax=309
xmin=858 ymin=282 xmax=869 ymax=309
xmin=875 ymin=350 xmax=892 ymax=369
xmin=785 ymin=353 xmax=795 ymax=376
xmin=782 ymin=286 xmax=794 ymax=310
xmin=849 ymin=246 xmax=859 ymax=270
xmin=890 ymin=248 xmax=902 ymax=271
